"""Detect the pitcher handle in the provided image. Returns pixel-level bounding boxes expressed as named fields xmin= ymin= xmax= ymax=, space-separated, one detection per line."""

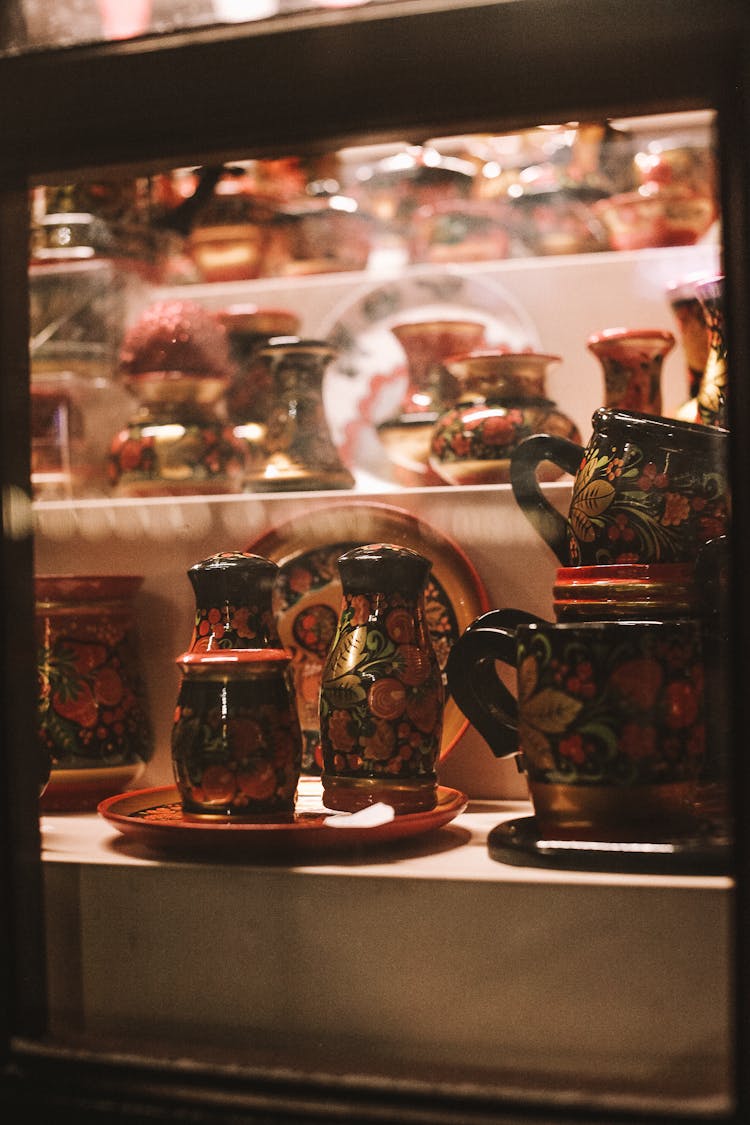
xmin=446 ymin=614 xmax=531 ymax=761
xmin=510 ymin=433 xmax=584 ymax=565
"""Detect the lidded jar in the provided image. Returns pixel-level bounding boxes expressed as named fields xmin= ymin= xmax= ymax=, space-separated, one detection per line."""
xmin=109 ymin=299 xmax=247 ymax=496
xmin=429 ymin=350 xmax=581 ymax=485
xmin=172 ymin=551 xmax=303 ymax=820
xmin=319 ymin=543 xmax=444 ymax=814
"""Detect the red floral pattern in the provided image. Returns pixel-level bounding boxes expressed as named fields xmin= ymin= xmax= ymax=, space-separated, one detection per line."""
xmin=516 ymin=622 xmax=706 ymax=787
xmin=319 ymin=590 xmax=444 ymax=783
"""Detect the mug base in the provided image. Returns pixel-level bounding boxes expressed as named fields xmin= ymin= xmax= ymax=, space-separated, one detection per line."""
xmin=322 ymin=774 xmax=438 ymax=814
xmin=529 ymin=779 xmax=702 ymax=842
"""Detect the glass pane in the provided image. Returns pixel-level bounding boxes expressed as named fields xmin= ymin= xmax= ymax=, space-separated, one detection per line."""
xmin=0 ymin=0 xmax=389 ymax=55
xmin=34 ymin=110 xmax=733 ymax=1118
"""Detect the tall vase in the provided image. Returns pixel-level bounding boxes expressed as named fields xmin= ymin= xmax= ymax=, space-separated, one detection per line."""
xmin=377 ymin=318 xmax=486 ymax=486
xmin=695 ymin=274 xmax=728 ymax=429
xmin=319 ymin=543 xmax=444 ymax=814
xmin=430 ymin=350 xmax=581 ymax=485
xmin=587 ymin=327 xmax=675 ymax=416
xmin=242 ymin=337 xmax=355 ymax=491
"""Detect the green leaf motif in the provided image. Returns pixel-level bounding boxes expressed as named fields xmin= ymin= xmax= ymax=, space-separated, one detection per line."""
xmin=517 ymin=654 xmax=539 ymax=703
xmin=327 ymin=626 xmax=368 ymax=678
xmin=524 ymin=688 xmax=583 ymax=734
xmin=322 ymin=673 xmax=368 ymax=710
xmin=519 ymin=721 xmax=555 ymax=769
xmin=570 ymin=479 xmax=616 ymax=543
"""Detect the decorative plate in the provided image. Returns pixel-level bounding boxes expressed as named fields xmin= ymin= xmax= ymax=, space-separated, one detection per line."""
xmin=247 ymin=501 xmax=489 ymax=774
xmin=316 ymin=268 xmax=540 ymax=484
xmin=98 ymin=783 xmax=468 ymax=858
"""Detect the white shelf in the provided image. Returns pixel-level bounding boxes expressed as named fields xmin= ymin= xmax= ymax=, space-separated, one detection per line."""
xmin=41 ymin=796 xmax=732 ymax=1115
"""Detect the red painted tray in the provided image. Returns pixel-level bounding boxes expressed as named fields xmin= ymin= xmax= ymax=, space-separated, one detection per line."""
xmin=98 ymin=783 xmax=468 ymax=858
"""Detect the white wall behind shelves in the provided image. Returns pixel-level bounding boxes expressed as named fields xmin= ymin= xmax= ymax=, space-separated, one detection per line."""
xmin=33 ymin=242 xmax=722 ymax=798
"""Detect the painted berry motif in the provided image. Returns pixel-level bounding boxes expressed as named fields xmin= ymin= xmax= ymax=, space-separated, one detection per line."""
xmin=38 ymin=627 xmax=151 ymax=769
xmin=172 ymin=680 xmax=302 ymax=816
xmin=567 ymin=439 xmax=729 ymax=565
xmin=320 ymin=590 xmax=444 ymax=781
xmin=516 ymin=625 xmax=706 ymax=786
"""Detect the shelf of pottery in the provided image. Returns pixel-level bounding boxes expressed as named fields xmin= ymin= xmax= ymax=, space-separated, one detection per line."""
xmin=31 ymin=112 xmax=724 ymax=811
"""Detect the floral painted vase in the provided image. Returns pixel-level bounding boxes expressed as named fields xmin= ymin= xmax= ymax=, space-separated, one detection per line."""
xmin=320 ymin=544 xmax=444 ymax=813
xmin=36 ymin=574 xmax=153 ymax=811
xmin=429 ymin=350 xmax=581 ymax=485
xmin=242 ymin=337 xmax=355 ymax=491
xmin=510 ymin=407 xmax=730 ymax=566
xmin=695 ymin=274 xmax=728 ymax=429
xmin=185 ymin=551 xmax=282 ymax=652
xmin=377 ymin=318 xmax=487 ymax=486
xmin=172 ymin=649 xmax=303 ymax=820
xmin=587 ymin=327 xmax=675 ymax=416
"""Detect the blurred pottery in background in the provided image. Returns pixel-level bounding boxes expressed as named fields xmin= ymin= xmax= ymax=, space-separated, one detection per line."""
xmin=430 ymin=350 xmax=581 ymax=485
xmin=587 ymin=327 xmax=675 ymax=416
xmin=219 ymin=303 xmax=301 ymax=427
xmin=408 ymin=200 xmax=511 ymax=264
xmin=594 ymin=183 xmax=716 ymax=250
xmin=109 ymin=299 xmax=246 ymax=496
xmin=695 ymin=274 xmax=728 ymax=429
xmin=667 ymin=273 xmax=711 ymax=424
xmin=242 ymin=337 xmax=355 ymax=492
xmin=377 ymin=318 xmax=486 ymax=486
xmin=37 ymin=574 xmax=153 ymax=812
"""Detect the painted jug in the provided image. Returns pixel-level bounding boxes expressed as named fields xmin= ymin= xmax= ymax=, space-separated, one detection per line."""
xmin=509 ymin=407 xmax=730 ymax=566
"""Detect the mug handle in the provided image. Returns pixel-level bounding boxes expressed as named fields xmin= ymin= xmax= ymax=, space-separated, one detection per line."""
xmin=510 ymin=433 xmax=584 ymax=565
xmin=446 ymin=609 xmax=545 ymax=761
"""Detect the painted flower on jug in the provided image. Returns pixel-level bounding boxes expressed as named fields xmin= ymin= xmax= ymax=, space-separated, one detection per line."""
xmin=567 ymin=439 xmax=729 ymax=565
xmin=515 ymin=626 xmax=706 ymax=787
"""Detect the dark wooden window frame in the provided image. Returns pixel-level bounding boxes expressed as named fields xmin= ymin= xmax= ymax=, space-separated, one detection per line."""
xmin=1 ymin=2 xmax=749 ymax=1121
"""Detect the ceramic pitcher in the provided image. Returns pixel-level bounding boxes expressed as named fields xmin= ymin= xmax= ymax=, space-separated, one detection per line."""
xmin=509 ymin=407 xmax=730 ymax=566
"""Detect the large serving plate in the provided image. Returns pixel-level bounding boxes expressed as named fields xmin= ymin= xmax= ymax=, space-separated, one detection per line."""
xmin=317 ymin=268 xmax=540 ymax=484
xmin=247 ymin=501 xmax=489 ymax=774
xmin=98 ymin=783 xmax=468 ymax=858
